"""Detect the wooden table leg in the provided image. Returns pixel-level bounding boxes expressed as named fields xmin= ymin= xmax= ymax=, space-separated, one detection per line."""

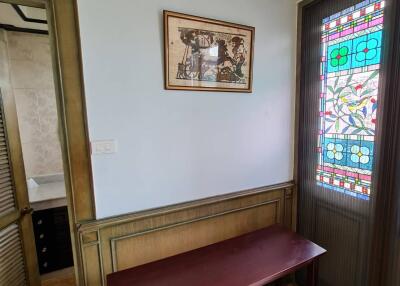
xmin=307 ymin=259 xmax=319 ymax=286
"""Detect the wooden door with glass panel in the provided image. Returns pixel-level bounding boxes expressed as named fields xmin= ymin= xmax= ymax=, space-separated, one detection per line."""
xmin=0 ymin=90 xmax=40 ymax=286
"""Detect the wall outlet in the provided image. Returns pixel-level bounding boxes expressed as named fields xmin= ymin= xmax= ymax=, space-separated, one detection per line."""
xmin=91 ymin=140 xmax=117 ymax=155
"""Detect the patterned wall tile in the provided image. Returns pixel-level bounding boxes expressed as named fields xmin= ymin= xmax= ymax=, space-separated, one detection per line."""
xmin=22 ymin=141 xmax=63 ymax=177
xmin=7 ymin=32 xmax=51 ymax=64
xmin=9 ymin=59 xmax=54 ymax=90
xmin=5 ymin=31 xmax=63 ymax=178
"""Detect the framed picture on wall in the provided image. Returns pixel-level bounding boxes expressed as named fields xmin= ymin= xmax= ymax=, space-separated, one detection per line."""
xmin=163 ymin=10 xmax=255 ymax=93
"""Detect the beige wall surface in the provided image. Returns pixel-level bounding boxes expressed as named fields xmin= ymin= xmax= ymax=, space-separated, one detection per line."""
xmin=0 ymin=30 xmax=62 ymax=178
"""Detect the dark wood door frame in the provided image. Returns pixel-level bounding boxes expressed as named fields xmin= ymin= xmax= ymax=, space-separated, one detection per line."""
xmin=295 ymin=0 xmax=400 ymax=285
xmin=367 ymin=0 xmax=400 ymax=284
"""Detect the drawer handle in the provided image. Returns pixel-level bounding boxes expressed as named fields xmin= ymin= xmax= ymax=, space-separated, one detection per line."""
xmin=43 ymin=262 xmax=48 ymax=268
xmin=42 ymin=247 xmax=47 ymax=253
xmin=39 ymin=234 xmax=44 ymax=239
xmin=37 ymin=220 xmax=43 ymax=225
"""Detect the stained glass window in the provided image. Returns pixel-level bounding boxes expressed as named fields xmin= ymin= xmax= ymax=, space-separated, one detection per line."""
xmin=317 ymin=0 xmax=385 ymax=200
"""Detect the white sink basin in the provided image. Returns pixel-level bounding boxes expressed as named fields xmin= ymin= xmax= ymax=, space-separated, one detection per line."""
xmin=27 ymin=174 xmax=66 ymax=204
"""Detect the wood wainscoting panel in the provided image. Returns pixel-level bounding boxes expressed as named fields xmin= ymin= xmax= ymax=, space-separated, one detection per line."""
xmin=80 ymin=230 xmax=103 ymax=286
xmin=111 ymin=200 xmax=279 ymax=272
xmin=78 ymin=182 xmax=295 ymax=286
xmin=284 ymin=187 xmax=297 ymax=230
xmin=82 ymin=243 xmax=102 ymax=286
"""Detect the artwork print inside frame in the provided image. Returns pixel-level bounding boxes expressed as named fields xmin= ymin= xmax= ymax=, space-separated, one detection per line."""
xmin=164 ymin=10 xmax=255 ymax=92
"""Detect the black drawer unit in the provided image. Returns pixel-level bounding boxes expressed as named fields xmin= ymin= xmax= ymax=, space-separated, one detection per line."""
xmin=32 ymin=206 xmax=74 ymax=274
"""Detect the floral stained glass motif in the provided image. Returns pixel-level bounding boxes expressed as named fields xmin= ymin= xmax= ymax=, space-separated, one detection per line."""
xmin=318 ymin=0 xmax=385 ymax=200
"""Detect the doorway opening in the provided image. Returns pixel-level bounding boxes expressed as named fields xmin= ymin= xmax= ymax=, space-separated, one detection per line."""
xmin=0 ymin=2 xmax=75 ymax=285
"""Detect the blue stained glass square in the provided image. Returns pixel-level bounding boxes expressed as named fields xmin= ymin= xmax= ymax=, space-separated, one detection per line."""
xmin=323 ymin=138 xmax=348 ymax=166
xmin=346 ymin=140 xmax=374 ymax=170
xmin=351 ymin=31 xmax=383 ymax=68
xmin=351 ymin=35 xmax=368 ymax=68
xmin=367 ymin=47 xmax=381 ymax=66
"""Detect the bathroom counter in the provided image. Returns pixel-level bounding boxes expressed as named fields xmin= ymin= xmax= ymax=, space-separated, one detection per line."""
xmin=28 ymin=181 xmax=67 ymax=211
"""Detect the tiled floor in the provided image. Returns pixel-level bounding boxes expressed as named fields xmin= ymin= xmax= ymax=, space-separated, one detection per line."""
xmin=41 ymin=267 xmax=76 ymax=286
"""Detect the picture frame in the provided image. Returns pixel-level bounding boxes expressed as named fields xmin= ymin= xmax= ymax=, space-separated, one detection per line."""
xmin=163 ymin=10 xmax=255 ymax=93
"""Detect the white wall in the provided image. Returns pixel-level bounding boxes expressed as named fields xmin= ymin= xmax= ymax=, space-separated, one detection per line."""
xmin=77 ymin=0 xmax=297 ymax=219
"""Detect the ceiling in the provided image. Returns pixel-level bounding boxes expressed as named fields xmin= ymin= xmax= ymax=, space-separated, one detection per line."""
xmin=0 ymin=2 xmax=48 ymax=32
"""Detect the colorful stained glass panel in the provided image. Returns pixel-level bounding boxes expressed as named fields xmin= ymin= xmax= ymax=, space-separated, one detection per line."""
xmin=327 ymin=31 xmax=382 ymax=72
xmin=324 ymin=71 xmax=379 ymax=136
xmin=317 ymin=0 xmax=385 ymax=200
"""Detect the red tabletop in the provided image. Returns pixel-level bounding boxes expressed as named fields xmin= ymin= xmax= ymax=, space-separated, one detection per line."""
xmin=107 ymin=224 xmax=326 ymax=286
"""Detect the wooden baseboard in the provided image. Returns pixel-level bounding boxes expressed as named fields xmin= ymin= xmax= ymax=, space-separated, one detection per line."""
xmin=77 ymin=182 xmax=296 ymax=286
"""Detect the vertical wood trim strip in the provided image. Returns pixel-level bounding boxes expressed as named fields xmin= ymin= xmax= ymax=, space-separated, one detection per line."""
xmin=369 ymin=0 xmax=400 ymax=284
xmin=294 ymin=0 xmax=319 ymax=231
xmin=80 ymin=230 xmax=105 ymax=286
xmin=49 ymin=0 xmax=95 ymax=223
xmin=47 ymin=0 xmax=97 ymax=284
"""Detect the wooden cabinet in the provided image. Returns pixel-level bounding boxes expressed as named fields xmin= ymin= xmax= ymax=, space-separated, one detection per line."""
xmin=32 ymin=206 xmax=73 ymax=274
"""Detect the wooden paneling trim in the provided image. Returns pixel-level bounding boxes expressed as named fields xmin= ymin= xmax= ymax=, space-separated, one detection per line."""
xmin=110 ymin=199 xmax=280 ymax=272
xmin=0 ymin=0 xmax=45 ymax=8
xmin=284 ymin=187 xmax=296 ymax=230
xmin=81 ymin=182 xmax=294 ymax=231
xmin=78 ymin=182 xmax=296 ymax=286
xmin=82 ymin=231 xmax=98 ymax=244
xmin=80 ymin=230 xmax=103 ymax=286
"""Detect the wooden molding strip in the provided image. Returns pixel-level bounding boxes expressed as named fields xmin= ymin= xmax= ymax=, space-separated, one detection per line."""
xmin=50 ymin=0 xmax=96 ymax=222
xmin=79 ymin=181 xmax=294 ymax=231
xmin=0 ymin=0 xmax=44 ymax=8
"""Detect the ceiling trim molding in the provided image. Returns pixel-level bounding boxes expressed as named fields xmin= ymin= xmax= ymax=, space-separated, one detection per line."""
xmin=0 ymin=23 xmax=48 ymax=34
xmin=11 ymin=4 xmax=47 ymax=24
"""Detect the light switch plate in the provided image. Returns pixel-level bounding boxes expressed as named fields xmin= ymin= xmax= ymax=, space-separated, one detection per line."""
xmin=91 ymin=140 xmax=117 ymax=155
